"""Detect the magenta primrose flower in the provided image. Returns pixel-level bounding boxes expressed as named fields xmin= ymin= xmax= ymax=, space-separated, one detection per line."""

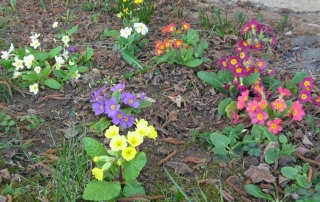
xmin=256 ymin=58 xmax=267 ymax=72
xmin=227 ymin=55 xmax=241 ymax=68
xmin=299 ymin=76 xmax=314 ymax=90
xmin=240 ymin=19 xmax=261 ymax=35
xmin=249 ymin=109 xmax=269 ymax=125
xmin=298 ymin=90 xmax=312 ymax=103
xmin=232 ymin=65 xmax=247 ymax=77
xmin=267 ymin=119 xmax=283 ymax=135
xmin=217 ymin=56 xmax=229 ymax=70
xmin=313 ymin=96 xmax=320 ymax=107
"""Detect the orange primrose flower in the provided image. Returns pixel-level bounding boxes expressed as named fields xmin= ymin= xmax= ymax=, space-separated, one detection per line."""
xmin=182 ymin=22 xmax=190 ymax=30
xmin=173 ymin=39 xmax=183 ymax=48
xmin=167 ymin=23 xmax=175 ymax=33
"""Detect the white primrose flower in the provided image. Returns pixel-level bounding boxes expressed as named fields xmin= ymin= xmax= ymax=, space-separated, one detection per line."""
xmin=34 ymin=66 xmax=41 ymax=74
xmin=8 ymin=43 xmax=14 ymax=53
xmin=30 ymin=39 xmax=40 ymax=49
xmin=134 ymin=23 xmax=148 ymax=35
xmin=29 ymin=83 xmax=39 ymax=95
xmin=52 ymin=21 xmax=58 ymax=28
xmin=62 ymin=49 xmax=69 ymax=60
xmin=12 ymin=57 xmax=24 ymax=70
xmin=55 ymin=56 xmax=65 ymax=65
xmin=61 ymin=35 xmax=70 ymax=45
xmin=23 ymin=54 xmax=34 ymax=69
xmin=29 ymin=33 xmax=40 ymax=40
xmin=120 ymin=27 xmax=133 ymax=39
xmin=69 ymin=61 xmax=75 ymax=66
xmin=71 ymin=70 xmax=80 ymax=80
xmin=12 ymin=71 xmax=21 ymax=79
xmin=1 ymin=51 xmax=10 ymax=60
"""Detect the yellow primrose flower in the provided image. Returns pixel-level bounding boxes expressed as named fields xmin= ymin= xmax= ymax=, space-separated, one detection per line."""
xmin=127 ymin=131 xmax=143 ymax=147
xmin=135 ymin=125 xmax=150 ymax=137
xmin=92 ymin=167 xmax=104 ymax=181
xmin=117 ymin=159 xmax=122 ymax=166
xmin=109 ymin=135 xmax=128 ymax=151
xmin=148 ymin=126 xmax=158 ymax=139
xmin=116 ymin=12 xmax=123 ymax=18
xmin=135 ymin=118 xmax=148 ymax=128
xmin=93 ymin=156 xmax=99 ymax=163
xmin=123 ymin=8 xmax=129 ymax=13
xmin=134 ymin=0 xmax=143 ymax=4
xmin=105 ymin=125 xmax=120 ymax=139
xmin=122 ymin=147 xmax=137 ymax=161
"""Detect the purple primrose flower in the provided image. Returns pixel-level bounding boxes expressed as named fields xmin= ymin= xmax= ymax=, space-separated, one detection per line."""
xmin=111 ymin=82 xmax=126 ymax=92
xmin=104 ymin=98 xmax=120 ymax=117
xmin=121 ymin=92 xmax=139 ymax=108
xmin=92 ymin=100 xmax=105 ymax=115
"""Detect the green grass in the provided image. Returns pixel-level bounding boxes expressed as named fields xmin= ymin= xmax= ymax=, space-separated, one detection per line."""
xmin=46 ymin=125 xmax=92 ymax=201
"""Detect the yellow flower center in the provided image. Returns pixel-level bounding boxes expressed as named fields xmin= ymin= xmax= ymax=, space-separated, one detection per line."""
xmin=231 ymin=59 xmax=237 ymax=65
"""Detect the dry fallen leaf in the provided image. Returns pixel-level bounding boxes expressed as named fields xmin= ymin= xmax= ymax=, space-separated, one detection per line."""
xmin=167 ymin=95 xmax=183 ymax=108
xmin=244 ymin=164 xmax=276 ymax=183
xmin=0 ymin=168 xmax=11 ymax=184
xmin=302 ymin=135 xmax=314 ymax=146
xmin=164 ymin=161 xmax=192 ymax=175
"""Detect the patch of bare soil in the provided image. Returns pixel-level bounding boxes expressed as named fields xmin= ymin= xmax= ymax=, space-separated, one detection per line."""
xmin=1 ymin=0 xmax=320 ymax=201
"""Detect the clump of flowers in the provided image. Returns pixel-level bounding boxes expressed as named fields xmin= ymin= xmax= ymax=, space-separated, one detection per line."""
xmin=83 ymin=119 xmax=157 ymax=201
xmin=233 ymin=86 xmax=305 ymax=135
xmin=90 ymin=82 xmax=152 ymax=130
xmin=153 ymin=22 xmax=210 ymax=68
xmin=215 ymin=19 xmax=277 ymax=93
xmin=0 ymin=22 xmax=92 ymax=95
xmin=296 ymin=76 xmax=320 ymax=106
xmin=115 ymin=0 xmax=155 ymax=24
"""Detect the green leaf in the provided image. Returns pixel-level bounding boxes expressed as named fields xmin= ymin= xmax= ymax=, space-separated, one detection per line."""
xmin=102 ymin=29 xmax=120 ymax=37
xmin=82 ymin=181 xmax=121 ymax=201
xmin=291 ymin=72 xmax=307 ymax=86
xmin=281 ymin=167 xmax=299 ymax=179
xmin=77 ymin=66 xmax=89 ymax=73
xmin=82 ymin=47 xmax=94 ymax=62
xmin=48 ymin=46 xmax=62 ymax=59
xmin=279 ymin=134 xmax=288 ymax=144
xmin=83 ymin=137 xmax=108 ymax=158
xmin=261 ymin=126 xmax=277 ymax=142
xmin=225 ymin=101 xmax=237 ymax=119
xmin=265 ymin=148 xmax=279 ymax=164
xmin=187 ymin=28 xmax=199 ymax=44
xmin=138 ymin=100 xmax=152 ymax=108
xmin=213 ymin=146 xmax=228 ymax=155
xmin=251 ymin=124 xmax=263 ymax=141
xmin=296 ymin=174 xmax=312 ymax=189
xmin=121 ymin=50 xmax=143 ymax=70
xmin=44 ymin=79 xmax=61 ymax=89
xmin=245 ymin=184 xmax=274 ymax=201
xmin=123 ymin=181 xmax=146 ymax=197
xmin=33 ymin=52 xmax=48 ymax=61
xmin=218 ymin=98 xmax=232 ymax=115
xmin=242 ymin=72 xmax=260 ymax=86
xmin=53 ymin=69 xmax=67 ymax=79
xmin=67 ymin=25 xmax=78 ymax=35
xmin=262 ymin=76 xmax=282 ymax=91
xmin=91 ymin=117 xmax=111 ymax=132
xmin=197 ymin=71 xmax=226 ymax=92
xmin=123 ymin=152 xmax=147 ymax=181
xmin=218 ymin=70 xmax=234 ymax=83
xmin=184 ymin=59 xmax=203 ymax=68
xmin=209 ymin=132 xmax=230 ymax=147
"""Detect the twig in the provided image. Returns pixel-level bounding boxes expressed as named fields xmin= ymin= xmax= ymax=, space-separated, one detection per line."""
xmin=162 ymin=137 xmax=186 ymax=145
xmin=117 ymin=194 xmax=166 ymax=201
xmin=226 ymin=176 xmax=248 ymax=196
xmin=295 ymin=151 xmax=320 ymax=166
xmin=157 ymin=150 xmax=177 ymax=166
xmin=308 ymin=165 xmax=313 ymax=183
xmin=38 ymin=94 xmax=71 ymax=103
xmin=181 ymin=157 xmax=203 ymax=164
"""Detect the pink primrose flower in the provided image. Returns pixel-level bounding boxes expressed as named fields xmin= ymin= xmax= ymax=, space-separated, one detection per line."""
xmin=313 ymin=96 xmax=320 ymax=107
xmin=258 ymin=99 xmax=268 ymax=110
xmin=271 ymin=98 xmax=287 ymax=112
xmin=249 ymin=109 xmax=269 ymax=125
xmin=267 ymin=119 xmax=283 ymax=135
xmin=237 ymin=90 xmax=249 ymax=110
xmin=246 ymin=100 xmax=259 ymax=113
xmin=278 ymin=86 xmax=291 ymax=97
xmin=232 ymin=110 xmax=239 ymax=124
xmin=291 ymin=101 xmax=305 ymax=121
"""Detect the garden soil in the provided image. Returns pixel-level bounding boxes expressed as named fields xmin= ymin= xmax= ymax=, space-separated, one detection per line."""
xmin=1 ymin=0 xmax=320 ymax=201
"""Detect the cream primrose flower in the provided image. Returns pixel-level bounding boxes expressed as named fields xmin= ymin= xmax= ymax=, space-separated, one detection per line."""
xmin=116 ymin=12 xmax=123 ymax=18
xmin=61 ymin=35 xmax=70 ymax=45
xmin=30 ymin=39 xmax=41 ymax=49
xmin=120 ymin=27 xmax=132 ymax=39
xmin=136 ymin=125 xmax=150 ymax=137
xmin=23 ymin=54 xmax=34 ymax=69
xmin=127 ymin=131 xmax=143 ymax=147
xmin=52 ymin=21 xmax=58 ymax=28
xmin=12 ymin=71 xmax=21 ymax=79
xmin=122 ymin=147 xmax=137 ymax=161
xmin=69 ymin=61 xmax=75 ymax=66
xmin=134 ymin=23 xmax=148 ymax=35
xmin=135 ymin=118 xmax=148 ymax=128
xmin=12 ymin=57 xmax=24 ymax=70
xmin=109 ymin=135 xmax=128 ymax=151
xmin=29 ymin=83 xmax=39 ymax=94
xmin=34 ymin=66 xmax=41 ymax=74
xmin=55 ymin=56 xmax=65 ymax=69
xmin=71 ymin=70 xmax=80 ymax=80
xmin=105 ymin=125 xmax=120 ymax=139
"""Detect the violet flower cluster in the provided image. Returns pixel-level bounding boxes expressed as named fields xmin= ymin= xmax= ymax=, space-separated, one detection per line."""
xmin=90 ymin=82 xmax=145 ymax=129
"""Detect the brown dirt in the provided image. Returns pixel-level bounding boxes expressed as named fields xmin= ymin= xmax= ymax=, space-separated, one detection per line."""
xmin=1 ymin=0 xmax=320 ymax=201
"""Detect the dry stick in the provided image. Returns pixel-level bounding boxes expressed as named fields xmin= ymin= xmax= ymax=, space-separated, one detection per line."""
xmin=308 ymin=165 xmax=313 ymax=183
xmin=181 ymin=157 xmax=203 ymax=164
xmin=295 ymin=151 xmax=320 ymax=166
xmin=157 ymin=150 xmax=177 ymax=166
xmin=226 ymin=176 xmax=248 ymax=197
xmin=117 ymin=194 xmax=166 ymax=202
xmin=162 ymin=137 xmax=186 ymax=145
xmin=260 ymin=183 xmax=284 ymax=195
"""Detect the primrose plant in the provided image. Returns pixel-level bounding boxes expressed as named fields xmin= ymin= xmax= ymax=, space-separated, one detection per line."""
xmin=198 ymin=19 xmax=278 ymax=98
xmin=82 ymin=119 xmax=157 ymax=201
xmin=0 ymin=21 xmax=93 ymax=94
xmin=102 ymin=18 xmax=149 ymax=70
xmin=153 ymin=22 xmax=210 ymax=68
xmin=90 ymin=82 xmax=152 ymax=132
